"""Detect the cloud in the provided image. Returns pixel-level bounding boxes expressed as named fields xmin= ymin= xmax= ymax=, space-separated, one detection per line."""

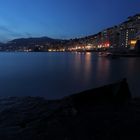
xmin=0 ymin=24 xmax=23 ymax=38
xmin=25 ymin=32 xmax=32 ymax=38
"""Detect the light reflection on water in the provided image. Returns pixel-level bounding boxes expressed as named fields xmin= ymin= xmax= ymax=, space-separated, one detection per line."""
xmin=96 ymin=57 xmax=110 ymax=81
xmin=0 ymin=52 xmax=139 ymax=99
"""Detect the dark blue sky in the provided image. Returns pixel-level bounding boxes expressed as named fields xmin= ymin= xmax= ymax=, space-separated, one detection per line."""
xmin=0 ymin=0 xmax=140 ymax=42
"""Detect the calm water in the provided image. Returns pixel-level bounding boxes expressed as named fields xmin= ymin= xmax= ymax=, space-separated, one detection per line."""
xmin=0 ymin=52 xmax=139 ymax=99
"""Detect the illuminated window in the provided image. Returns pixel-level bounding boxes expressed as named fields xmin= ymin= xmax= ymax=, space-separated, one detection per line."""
xmin=130 ymin=40 xmax=137 ymax=45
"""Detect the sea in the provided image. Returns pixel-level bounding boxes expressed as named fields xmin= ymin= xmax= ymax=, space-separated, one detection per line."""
xmin=0 ymin=52 xmax=139 ymax=99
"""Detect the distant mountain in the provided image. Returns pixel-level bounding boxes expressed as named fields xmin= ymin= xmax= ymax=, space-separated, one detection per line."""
xmin=0 ymin=36 xmax=70 ymax=51
xmin=6 ymin=35 xmax=101 ymax=47
xmin=0 ymin=42 xmax=6 ymax=47
xmin=8 ymin=37 xmax=66 ymax=46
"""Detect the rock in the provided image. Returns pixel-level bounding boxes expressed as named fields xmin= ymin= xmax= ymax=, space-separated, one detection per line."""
xmin=0 ymin=79 xmax=138 ymax=140
xmin=66 ymin=78 xmax=131 ymax=110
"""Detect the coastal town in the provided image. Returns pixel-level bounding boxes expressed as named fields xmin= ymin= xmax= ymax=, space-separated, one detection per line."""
xmin=1 ymin=0 xmax=140 ymax=139
xmin=0 ymin=13 xmax=140 ymax=53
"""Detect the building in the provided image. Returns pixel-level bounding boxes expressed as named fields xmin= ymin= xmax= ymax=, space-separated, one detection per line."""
xmin=136 ymin=31 xmax=140 ymax=40
xmin=107 ymin=26 xmax=120 ymax=49
xmin=119 ymin=14 xmax=140 ymax=49
xmin=67 ymin=13 xmax=140 ymax=52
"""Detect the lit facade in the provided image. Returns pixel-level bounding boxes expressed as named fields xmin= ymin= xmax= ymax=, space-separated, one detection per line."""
xmin=119 ymin=14 xmax=140 ymax=49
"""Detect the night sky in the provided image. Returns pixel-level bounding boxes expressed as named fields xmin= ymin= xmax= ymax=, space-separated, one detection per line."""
xmin=0 ymin=0 xmax=140 ymax=42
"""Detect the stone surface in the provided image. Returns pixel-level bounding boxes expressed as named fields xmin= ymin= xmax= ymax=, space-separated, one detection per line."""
xmin=0 ymin=79 xmax=139 ymax=140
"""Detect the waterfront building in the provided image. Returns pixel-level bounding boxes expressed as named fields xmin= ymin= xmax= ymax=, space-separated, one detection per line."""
xmin=119 ymin=14 xmax=140 ymax=49
xmin=107 ymin=26 xmax=120 ymax=49
xmin=66 ymin=13 xmax=140 ymax=52
xmin=136 ymin=31 xmax=140 ymax=40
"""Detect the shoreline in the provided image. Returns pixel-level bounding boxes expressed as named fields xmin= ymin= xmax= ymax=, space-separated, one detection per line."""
xmin=1 ymin=79 xmax=140 ymax=139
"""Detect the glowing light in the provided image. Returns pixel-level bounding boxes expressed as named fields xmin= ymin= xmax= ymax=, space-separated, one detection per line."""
xmin=86 ymin=52 xmax=91 ymax=55
xmin=48 ymin=49 xmax=52 ymax=52
xmin=130 ymin=40 xmax=137 ymax=45
xmin=86 ymin=45 xmax=92 ymax=50
xmin=98 ymin=45 xmax=102 ymax=48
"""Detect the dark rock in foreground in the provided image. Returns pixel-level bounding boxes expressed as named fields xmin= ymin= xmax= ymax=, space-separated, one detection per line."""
xmin=0 ymin=79 xmax=139 ymax=140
